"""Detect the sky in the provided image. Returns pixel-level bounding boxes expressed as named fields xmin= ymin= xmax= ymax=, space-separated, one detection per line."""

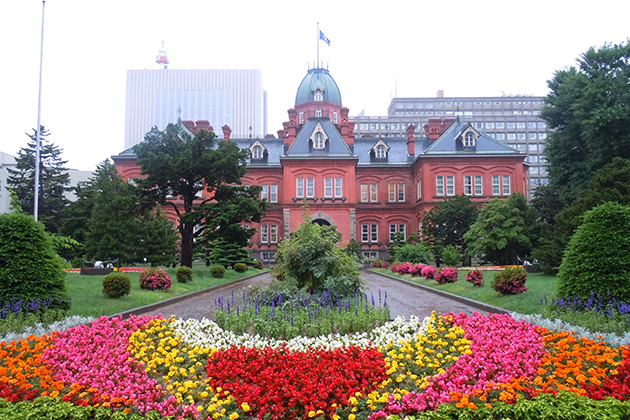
xmin=2 ymin=0 xmax=630 ymax=171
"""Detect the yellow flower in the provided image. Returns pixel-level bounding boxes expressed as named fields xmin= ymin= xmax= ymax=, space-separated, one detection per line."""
xmin=241 ymin=402 xmax=250 ymax=412
xmin=349 ymin=414 xmax=356 ymax=420
xmin=229 ymin=413 xmax=239 ymax=420
xmin=308 ymin=411 xmax=316 ymax=418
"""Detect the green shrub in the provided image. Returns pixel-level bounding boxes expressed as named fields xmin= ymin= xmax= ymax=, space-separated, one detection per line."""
xmin=102 ymin=272 xmax=131 ymax=299
xmin=558 ymin=202 xmax=630 ymax=302
xmin=0 ymin=212 xmax=70 ymax=311
xmin=71 ymin=257 xmax=84 ymax=269
xmin=175 ymin=266 xmax=194 ymax=283
xmin=252 ymin=259 xmax=264 ymax=269
xmin=394 ymin=243 xmax=433 ymax=264
xmin=210 ymin=265 xmax=226 ymax=278
xmin=442 ymin=245 xmax=460 ymax=266
xmin=139 ymin=268 xmax=172 ymax=290
xmin=492 ymin=266 xmax=528 ymax=295
xmin=234 ymin=263 xmax=248 ymax=273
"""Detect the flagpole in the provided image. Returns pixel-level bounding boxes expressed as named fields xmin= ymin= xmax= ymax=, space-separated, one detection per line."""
xmin=34 ymin=0 xmax=46 ymax=221
xmin=316 ymin=22 xmax=319 ymax=69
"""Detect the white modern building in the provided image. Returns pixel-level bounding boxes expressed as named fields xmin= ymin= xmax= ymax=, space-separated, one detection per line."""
xmin=124 ymin=69 xmax=268 ymax=149
xmin=0 ymin=152 xmax=17 ymax=214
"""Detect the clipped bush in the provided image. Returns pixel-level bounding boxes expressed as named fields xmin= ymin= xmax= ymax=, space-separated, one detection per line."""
xmin=381 ymin=261 xmax=389 ymax=269
xmin=421 ymin=265 xmax=438 ymax=279
xmin=372 ymin=258 xmax=384 ymax=268
xmin=558 ymin=202 xmax=630 ymax=302
xmin=234 ymin=263 xmax=248 ymax=273
xmin=0 ymin=212 xmax=70 ymax=312
xmin=435 ymin=267 xmax=459 ymax=284
xmin=492 ymin=266 xmax=527 ymax=295
xmin=442 ymin=245 xmax=460 ymax=267
xmin=139 ymin=268 xmax=172 ymax=290
xmin=102 ymin=272 xmax=131 ymax=299
xmin=465 ymin=269 xmax=484 ymax=287
xmin=252 ymin=259 xmax=264 ymax=269
xmin=394 ymin=243 xmax=433 ymax=264
xmin=210 ymin=265 xmax=226 ymax=278
xmin=175 ymin=266 xmax=193 ymax=283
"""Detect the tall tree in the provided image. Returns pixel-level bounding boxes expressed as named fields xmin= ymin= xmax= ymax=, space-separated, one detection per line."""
xmin=422 ymin=194 xmax=479 ymax=254
xmin=141 ymin=204 xmax=179 ymax=267
xmin=8 ymin=126 xmax=70 ymax=233
xmin=464 ymin=198 xmax=530 ymax=265
xmin=84 ymin=160 xmax=143 ymax=265
xmin=542 ymin=41 xmax=630 ymax=205
xmin=134 ymin=124 xmax=266 ymax=267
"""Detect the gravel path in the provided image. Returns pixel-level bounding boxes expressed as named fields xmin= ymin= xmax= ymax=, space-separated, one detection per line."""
xmin=125 ymin=270 xmax=507 ymax=320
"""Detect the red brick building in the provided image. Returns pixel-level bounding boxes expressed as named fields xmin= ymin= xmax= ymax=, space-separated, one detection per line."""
xmin=114 ymin=67 xmax=528 ymax=264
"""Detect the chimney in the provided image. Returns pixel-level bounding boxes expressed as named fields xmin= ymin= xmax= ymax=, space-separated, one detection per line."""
xmin=406 ymin=124 xmax=416 ymax=156
xmin=222 ymin=124 xmax=232 ymax=140
xmin=195 ymin=120 xmax=212 ymax=133
xmin=423 ymin=117 xmax=455 ymax=141
xmin=436 ymin=89 xmax=444 ymax=98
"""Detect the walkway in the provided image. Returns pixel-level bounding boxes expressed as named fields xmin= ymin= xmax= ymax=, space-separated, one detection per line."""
xmin=125 ymin=269 xmax=508 ymax=321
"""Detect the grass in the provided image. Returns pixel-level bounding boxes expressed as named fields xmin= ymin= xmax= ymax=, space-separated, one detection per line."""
xmin=65 ymin=266 xmax=268 ymax=318
xmin=371 ymin=268 xmax=557 ymax=314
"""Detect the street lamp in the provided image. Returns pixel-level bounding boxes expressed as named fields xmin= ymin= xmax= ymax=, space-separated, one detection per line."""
xmin=34 ymin=0 xmax=46 ymax=221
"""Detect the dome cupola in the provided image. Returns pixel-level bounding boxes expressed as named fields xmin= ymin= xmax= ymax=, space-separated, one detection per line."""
xmin=295 ymin=68 xmax=342 ymax=106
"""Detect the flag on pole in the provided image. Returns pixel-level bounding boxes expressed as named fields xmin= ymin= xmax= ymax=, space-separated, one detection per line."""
xmin=319 ymin=30 xmax=331 ymax=46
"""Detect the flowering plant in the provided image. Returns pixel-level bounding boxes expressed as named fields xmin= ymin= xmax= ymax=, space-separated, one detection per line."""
xmin=139 ymin=268 xmax=172 ymax=290
xmin=491 ymin=266 xmax=527 ymax=295
xmin=464 ymin=269 xmax=484 ymax=287
xmin=421 ymin=265 xmax=438 ymax=279
xmin=435 ymin=267 xmax=458 ymax=284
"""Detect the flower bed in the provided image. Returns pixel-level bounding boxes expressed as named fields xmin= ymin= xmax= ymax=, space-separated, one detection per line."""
xmin=0 ymin=312 xmax=628 ymax=419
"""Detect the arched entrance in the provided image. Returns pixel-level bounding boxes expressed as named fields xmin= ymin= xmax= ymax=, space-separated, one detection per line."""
xmin=309 ymin=211 xmax=336 ymax=227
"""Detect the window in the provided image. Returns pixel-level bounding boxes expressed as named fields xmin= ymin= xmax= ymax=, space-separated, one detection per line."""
xmin=315 ymin=108 xmax=322 ymax=117
xmin=252 ymin=146 xmax=263 ymax=159
xmin=464 ymin=132 xmax=475 ymax=147
xmin=314 ymin=90 xmax=323 ymax=101
xmin=389 ymin=224 xmax=406 ymax=242
xmin=334 ymin=177 xmax=343 ymax=197
xmin=446 ymin=176 xmax=454 ymax=196
xmin=313 ymin=132 xmax=325 ymax=149
xmin=299 ymin=110 xmax=304 ymax=124
xmin=375 ymin=145 xmax=386 ymax=158
xmin=517 ymin=122 xmax=526 ymax=128
xmin=325 ymin=178 xmax=333 ymax=197
xmin=296 ymin=177 xmax=314 ymax=198
xmin=474 ymin=175 xmax=482 ymax=195
xmin=361 ymin=184 xmax=368 ymax=202
xmin=370 ymin=184 xmax=378 ymax=202
xmin=388 ymin=184 xmax=405 ymax=202
xmin=261 ymin=185 xmax=268 ymax=201
xmin=517 ymin=132 xmax=526 ymax=140
xmin=465 ymin=175 xmax=483 ymax=195
xmin=486 ymin=122 xmax=495 ymax=129
xmin=270 ymin=225 xmax=278 ymax=243
xmin=495 ymin=133 xmax=506 ymax=140
xmin=507 ymin=132 xmax=516 ymax=140
xmin=416 ymin=179 xmax=421 ymax=200
xmin=436 ymin=176 xmax=444 ymax=195
xmin=464 ymin=176 xmax=472 ymax=195
xmin=260 ymin=225 xmax=279 ymax=243
xmin=261 ymin=252 xmax=276 ymax=265
xmin=270 ymin=184 xmax=278 ymax=202
xmin=362 ymin=224 xmax=379 ymax=243
xmin=333 ymin=111 xmax=338 ymax=124
xmin=496 ymin=122 xmax=505 ymax=129
xmin=507 ymin=122 xmax=516 ymax=129
xmin=527 ymin=122 xmax=536 ymax=128
xmin=492 ymin=175 xmax=511 ymax=195
xmin=261 ymin=225 xmax=268 ymax=242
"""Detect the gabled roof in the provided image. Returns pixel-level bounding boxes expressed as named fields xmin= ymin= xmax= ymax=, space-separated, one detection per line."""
xmin=284 ymin=118 xmax=354 ymax=158
xmin=422 ymin=121 xmax=521 ymax=155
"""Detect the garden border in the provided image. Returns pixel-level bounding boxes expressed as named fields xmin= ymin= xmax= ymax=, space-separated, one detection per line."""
xmin=369 ymin=269 xmax=512 ymax=315
xmin=116 ymin=271 xmax=269 ymax=319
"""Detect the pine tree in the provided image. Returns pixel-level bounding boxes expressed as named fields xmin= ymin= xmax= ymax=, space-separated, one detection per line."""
xmin=8 ymin=126 xmax=70 ymax=233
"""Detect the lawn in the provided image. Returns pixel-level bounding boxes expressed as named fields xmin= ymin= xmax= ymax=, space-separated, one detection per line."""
xmin=65 ymin=266 xmax=268 ymax=318
xmin=370 ymin=267 xmax=557 ymax=314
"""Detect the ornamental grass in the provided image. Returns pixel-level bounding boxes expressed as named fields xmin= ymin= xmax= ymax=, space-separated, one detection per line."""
xmin=1 ymin=311 xmax=629 ymax=419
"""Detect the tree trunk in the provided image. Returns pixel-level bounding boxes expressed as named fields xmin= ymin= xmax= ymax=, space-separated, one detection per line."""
xmin=180 ymin=223 xmax=194 ymax=268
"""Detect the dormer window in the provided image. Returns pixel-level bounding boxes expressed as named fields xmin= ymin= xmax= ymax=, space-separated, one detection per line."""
xmin=315 ymin=108 xmax=322 ymax=117
xmin=464 ymin=132 xmax=476 ymax=147
xmin=375 ymin=145 xmax=386 ymax=158
xmin=314 ymin=132 xmax=325 ymax=149
xmin=252 ymin=146 xmax=263 ymax=159
xmin=314 ymin=89 xmax=323 ymax=101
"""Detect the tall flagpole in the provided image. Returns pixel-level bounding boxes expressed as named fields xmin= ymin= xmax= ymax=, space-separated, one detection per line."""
xmin=316 ymin=22 xmax=319 ymax=69
xmin=34 ymin=0 xmax=46 ymax=221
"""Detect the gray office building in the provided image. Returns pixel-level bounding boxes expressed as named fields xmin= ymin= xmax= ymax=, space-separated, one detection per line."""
xmin=124 ymin=69 xmax=268 ymax=149
xmin=352 ymin=94 xmax=548 ymax=194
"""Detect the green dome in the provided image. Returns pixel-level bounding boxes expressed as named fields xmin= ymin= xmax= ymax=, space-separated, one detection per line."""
xmin=295 ymin=68 xmax=342 ymax=106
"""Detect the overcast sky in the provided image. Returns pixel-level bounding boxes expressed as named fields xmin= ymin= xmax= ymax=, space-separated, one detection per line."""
xmin=2 ymin=0 xmax=629 ymax=170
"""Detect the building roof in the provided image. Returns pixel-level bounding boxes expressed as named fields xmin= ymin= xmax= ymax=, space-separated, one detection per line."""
xmin=423 ymin=121 xmax=521 ymax=156
xmin=295 ymin=68 xmax=342 ymax=106
xmin=284 ymin=118 xmax=353 ymax=158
